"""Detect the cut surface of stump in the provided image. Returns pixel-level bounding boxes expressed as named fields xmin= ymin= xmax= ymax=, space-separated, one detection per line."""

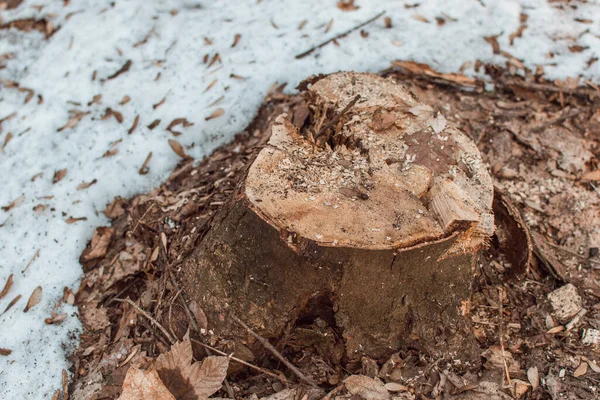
xmin=183 ymin=72 xmax=494 ymax=361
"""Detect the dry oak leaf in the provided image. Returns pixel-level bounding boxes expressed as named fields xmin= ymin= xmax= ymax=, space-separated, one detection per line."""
xmin=344 ymin=375 xmax=390 ymax=400
xmin=120 ymin=366 xmax=176 ymax=400
xmin=82 ymin=226 xmax=114 ymax=261
xmin=155 ymin=338 xmax=229 ymax=400
xmin=408 ymin=104 xmax=447 ymax=134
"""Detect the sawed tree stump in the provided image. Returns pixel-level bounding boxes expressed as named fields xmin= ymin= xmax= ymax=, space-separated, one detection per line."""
xmin=182 ymin=72 xmax=494 ymax=362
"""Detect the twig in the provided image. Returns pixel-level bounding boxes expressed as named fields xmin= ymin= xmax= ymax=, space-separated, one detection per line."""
xmin=230 ymin=314 xmax=320 ymax=389
xmin=190 ymin=338 xmax=289 ymax=383
xmin=314 ymin=94 xmax=360 ymax=140
xmin=498 ymin=288 xmax=511 ymax=386
xmin=121 ymin=298 xmax=176 ymax=345
xmin=22 ymin=249 xmax=40 ymax=273
xmin=295 ymin=11 xmax=386 ymax=59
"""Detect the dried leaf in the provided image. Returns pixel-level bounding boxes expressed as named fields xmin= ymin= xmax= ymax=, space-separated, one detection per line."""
xmin=139 ymin=152 xmax=152 ymax=175
xmin=0 ymin=274 xmax=13 ymax=300
xmin=148 ymin=119 xmax=161 ymax=130
xmin=188 ymin=300 xmax=208 ymax=331
xmin=103 ymin=197 xmax=128 ymax=219
xmin=77 ymin=179 xmax=97 ymax=190
xmin=82 ymin=227 xmax=114 ymax=260
xmin=337 ymin=0 xmax=359 ymax=11
xmin=65 ymin=216 xmax=87 ymax=224
xmin=168 ymin=139 xmax=188 ymax=159
xmin=574 ymin=361 xmax=588 ymax=377
xmin=24 ymin=286 xmax=42 ymax=312
xmin=119 ymin=95 xmax=131 ymax=105
xmin=231 ymin=33 xmax=241 ymax=47
xmin=581 ymin=169 xmax=600 ymax=181
xmin=205 ymin=108 xmax=224 ymax=121
xmin=3 ymin=294 xmax=21 ymax=313
xmin=156 ymin=338 xmax=229 ymax=400
xmin=2 ymin=194 xmax=24 ymax=211
xmin=153 ymin=96 xmax=167 ymax=109
xmin=167 ymin=118 xmax=194 ymax=136
xmin=120 ymin=366 xmax=176 ymax=400
xmin=45 ymin=312 xmax=68 ymax=325
xmin=344 ymin=375 xmax=390 ymax=400
xmin=0 ymin=348 xmax=12 ymax=356
xmin=384 ymin=382 xmax=409 ymax=392
xmin=53 ymin=169 xmax=67 ymax=184
xmin=527 ymin=366 xmax=539 ymax=391
xmin=57 ymin=110 xmax=90 ymax=132
xmin=129 ymin=115 xmax=140 ymax=134
xmin=408 ymin=105 xmax=446 ymax=133
xmin=107 ymin=60 xmax=132 ymax=80
xmin=101 ymin=108 xmax=123 ymax=123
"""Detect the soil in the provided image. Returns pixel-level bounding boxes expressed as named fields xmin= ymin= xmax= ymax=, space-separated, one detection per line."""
xmin=70 ymin=64 xmax=600 ymax=400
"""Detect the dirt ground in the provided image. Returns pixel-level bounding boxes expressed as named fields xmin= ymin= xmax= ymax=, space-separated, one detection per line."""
xmin=68 ymin=63 xmax=600 ymax=400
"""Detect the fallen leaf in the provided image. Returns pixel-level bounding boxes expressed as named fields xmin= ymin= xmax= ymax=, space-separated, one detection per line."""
xmin=153 ymin=96 xmax=167 ymax=109
xmin=120 ymin=366 xmax=176 ymax=400
xmin=103 ymin=197 xmax=128 ymax=219
xmin=45 ymin=312 xmax=68 ymax=325
xmin=156 ymin=338 xmax=229 ymax=400
xmin=24 ymin=286 xmax=42 ymax=312
xmin=2 ymin=194 xmax=24 ymax=211
xmin=57 ymin=110 xmax=90 ymax=132
xmin=208 ymin=53 xmax=221 ymax=68
xmin=82 ymin=227 xmax=114 ymax=260
xmin=63 ymin=287 xmax=75 ymax=305
xmin=148 ymin=119 xmax=161 ymax=130
xmin=65 ymin=216 xmax=87 ymax=224
xmin=168 ymin=139 xmax=188 ymax=159
xmin=53 ymin=169 xmax=67 ymax=184
xmin=129 ymin=115 xmax=140 ymax=134
xmin=344 ymin=375 xmax=390 ymax=400
xmin=188 ymin=301 xmax=208 ymax=331
xmin=3 ymin=294 xmax=21 ymax=313
xmin=87 ymin=94 xmax=102 ymax=106
xmin=384 ymin=382 xmax=409 ymax=392
xmin=81 ymin=302 xmax=110 ymax=331
xmin=231 ymin=33 xmax=241 ymax=47
xmin=0 ymin=348 xmax=11 ymax=356
xmin=107 ymin=60 xmax=132 ymax=80
xmin=574 ymin=361 xmax=588 ymax=377
xmin=408 ymin=105 xmax=447 ymax=134
xmin=337 ymin=0 xmax=359 ymax=11
xmin=0 ymin=274 xmax=13 ymax=300
xmin=139 ymin=152 xmax=152 ymax=175
xmin=119 ymin=95 xmax=131 ymax=105
xmin=205 ymin=108 xmax=224 ymax=121
xmin=167 ymin=118 xmax=194 ymax=136
xmin=527 ymin=366 xmax=539 ymax=391
xmin=77 ymin=179 xmax=97 ymax=190
xmin=101 ymin=108 xmax=124 ymax=123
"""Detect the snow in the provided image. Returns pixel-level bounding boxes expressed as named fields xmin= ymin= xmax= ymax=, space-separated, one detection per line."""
xmin=1 ymin=0 xmax=599 ymax=397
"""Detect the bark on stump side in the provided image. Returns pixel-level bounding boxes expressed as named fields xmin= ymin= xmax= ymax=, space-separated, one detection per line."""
xmin=182 ymin=72 xmax=494 ymax=361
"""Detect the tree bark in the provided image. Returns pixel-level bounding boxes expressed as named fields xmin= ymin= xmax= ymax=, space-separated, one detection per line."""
xmin=182 ymin=72 xmax=494 ymax=361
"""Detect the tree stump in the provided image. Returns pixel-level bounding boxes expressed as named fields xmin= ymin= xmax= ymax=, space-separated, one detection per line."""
xmin=182 ymin=72 xmax=494 ymax=361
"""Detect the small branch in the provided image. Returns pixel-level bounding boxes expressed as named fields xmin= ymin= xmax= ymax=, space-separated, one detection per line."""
xmin=314 ymin=94 xmax=361 ymax=140
xmin=190 ymin=338 xmax=289 ymax=384
xmin=122 ymin=298 xmax=176 ymax=345
xmin=295 ymin=11 xmax=385 ymax=59
xmin=230 ymin=314 xmax=320 ymax=389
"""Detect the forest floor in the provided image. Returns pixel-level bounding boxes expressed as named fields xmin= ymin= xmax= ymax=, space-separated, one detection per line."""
xmin=70 ymin=64 xmax=600 ymax=400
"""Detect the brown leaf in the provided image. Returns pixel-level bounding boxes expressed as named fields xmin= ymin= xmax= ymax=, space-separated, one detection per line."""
xmin=103 ymin=197 xmax=128 ymax=219
xmin=57 ymin=110 xmax=90 ymax=132
xmin=139 ymin=152 xmax=152 ymax=175
xmin=129 ymin=115 xmax=140 ymax=134
xmin=205 ymin=108 xmax=224 ymax=121
xmin=2 ymin=194 xmax=24 ymax=211
xmin=581 ymin=169 xmax=600 ymax=181
xmin=208 ymin=53 xmax=221 ymax=68
xmin=337 ymin=0 xmax=359 ymax=11
xmin=153 ymin=96 xmax=167 ymax=109
xmin=120 ymin=366 xmax=176 ymax=400
xmin=156 ymin=338 xmax=229 ymax=400
xmin=65 ymin=216 xmax=87 ymax=224
xmin=101 ymin=107 xmax=124 ymax=123
xmin=168 ymin=139 xmax=188 ymax=159
xmin=53 ymin=169 xmax=67 ymax=184
xmin=574 ymin=361 xmax=588 ymax=377
xmin=166 ymin=118 xmax=194 ymax=136
xmin=24 ymin=286 xmax=42 ymax=312
xmin=107 ymin=60 xmax=132 ymax=80
xmin=344 ymin=375 xmax=390 ymax=400
xmin=119 ymin=95 xmax=131 ymax=105
xmin=147 ymin=119 xmax=161 ymax=130
xmin=3 ymin=294 xmax=21 ymax=313
xmin=77 ymin=179 xmax=97 ymax=190
xmin=0 ymin=348 xmax=12 ymax=356
xmin=188 ymin=301 xmax=208 ymax=331
xmin=81 ymin=302 xmax=110 ymax=331
xmin=527 ymin=366 xmax=539 ymax=391
xmin=231 ymin=33 xmax=241 ymax=47
xmin=45 ymin=312 xmax=68 ymax=325
xmin=0 ymin=274 xmax=13 ymax=300
xmin=82 ymin=227 xmax=114 ymax=260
